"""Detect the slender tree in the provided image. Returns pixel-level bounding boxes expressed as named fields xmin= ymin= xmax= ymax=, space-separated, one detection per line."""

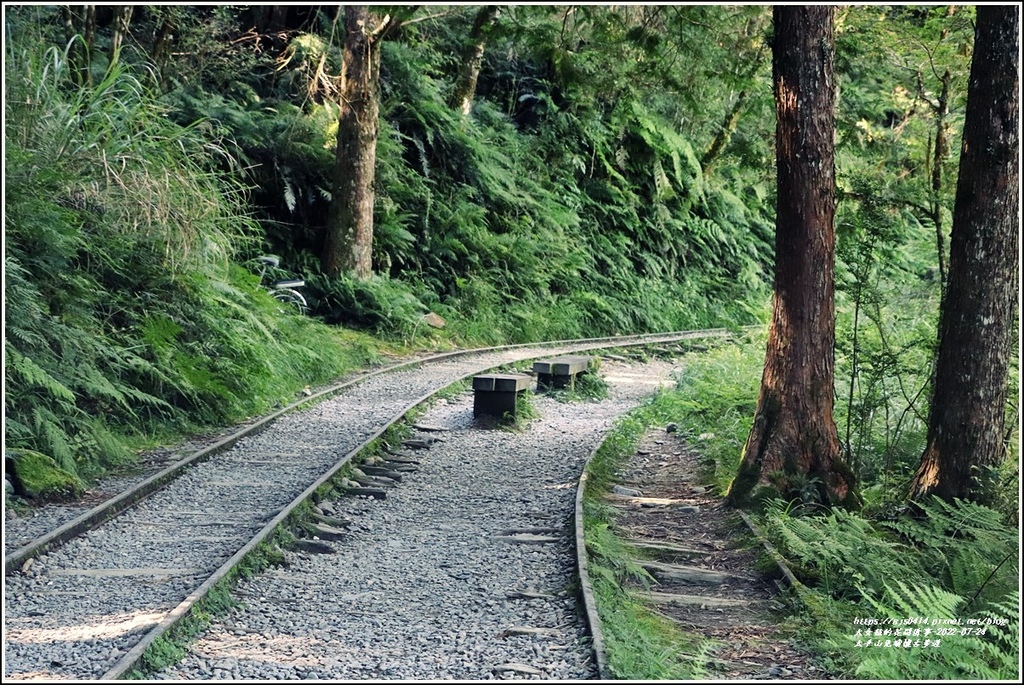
xmin=908 ymin=5 xmax=1019 ymax=504
xmin=109 ymin=6 xmax=133 ymax=70
xmin=727 ymin=5 xmax=856 ymax=508
xmin=448 ymin=5 xmax=501 ymax=118
xmin=321 ymin=6 xmax=405 ymax=279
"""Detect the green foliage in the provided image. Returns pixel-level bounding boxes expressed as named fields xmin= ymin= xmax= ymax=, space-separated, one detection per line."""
xmin=5 ymin=450 xmax=86 ymax=502
xmin=549 ymin=368 xmax=610 ymax=403
xmin=665 ymin=336 xmax=765 ymax=492
xmin=4 ymin=36 xmax=383 ymax=482
xmin=854 ymin=585 xmax=1019 ymax=680
xmin=763 ymin=497 xmax=1019 ymax=679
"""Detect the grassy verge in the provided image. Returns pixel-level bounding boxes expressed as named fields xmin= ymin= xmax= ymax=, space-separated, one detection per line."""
xmin=580 ymin=389 xmax=723 ymax=679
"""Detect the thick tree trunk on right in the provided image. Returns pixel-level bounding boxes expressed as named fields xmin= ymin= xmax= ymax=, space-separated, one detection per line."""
xmin=908 ymin=5 xmax=1019 ymax=504
xmin=727 ymin=6 xmax=856 ymax=509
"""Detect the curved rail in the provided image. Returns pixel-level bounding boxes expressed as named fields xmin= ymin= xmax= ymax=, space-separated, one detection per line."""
xmin=6 ymin=329 xmax=737 ymax=680
xmin=5 ymin=329 xmax=730 ymax=576
xmin=573 ymin=461 xmax=613 ymax=679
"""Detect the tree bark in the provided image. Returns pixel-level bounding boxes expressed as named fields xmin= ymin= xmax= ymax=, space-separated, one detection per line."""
xmin=727 ymin=6 xmax=856 ymax=508
xmin=919 ymin=66 xmax=953 ymax=296
xmin=322 ymin=6 xmax=390 ymax=279
xmin=62 ymin=5 xmax=97 ymax=86
xmin=448 ymin=5 xmax=501 ymax=118
xmin=109 ymin=6 xmax=134 ymax=70
xmin=150 ymin=16 xmax=175 ymax=91
xmin=908 ymin=5 xmax=1019 ymax=504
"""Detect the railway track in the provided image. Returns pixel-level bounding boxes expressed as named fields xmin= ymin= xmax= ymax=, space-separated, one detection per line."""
xmin=3 ymin=330 xmax=730 ymax=680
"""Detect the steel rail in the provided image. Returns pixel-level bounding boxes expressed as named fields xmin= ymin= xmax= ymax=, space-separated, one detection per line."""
xmin=6 ymin=329 xmax=741 ymax=680
xmin=573 ymin=456 xmax=613 ymax=680
xmin=99 ymin=328 xmax=731 ymax=679
xmin=5 ymin=329 xmax=731 ymax=576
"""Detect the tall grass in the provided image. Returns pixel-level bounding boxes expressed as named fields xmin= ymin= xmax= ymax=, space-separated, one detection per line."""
xmin=4 ymin=41 xmax=383 ymax=480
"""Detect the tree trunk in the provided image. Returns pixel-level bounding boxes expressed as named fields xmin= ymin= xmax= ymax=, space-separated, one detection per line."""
xmin=109 ymin=6 xmax=134 ymax=70
xmin=700 ymin=87 xmax=750 ymax=173
xmin=908 ymin=5 xmax=1019 ymax=504
xmin=62 ymin=5 xmax=97 ymax=86
xmin=448 ymin=5 xmax=501 ymax=118
xmin=923 ymin=67 xmax=952 ymax=296
xmin=150 ymin=16 xmax=175 ymax=92
xmin=322 ymin=6 xmax=386 ymax=279
xmin=82 ymin=5 xmax=96 ymax=86
xmin=727 ymin=6 xmax=856 ymax=509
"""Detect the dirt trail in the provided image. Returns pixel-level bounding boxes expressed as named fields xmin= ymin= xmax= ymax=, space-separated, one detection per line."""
xmin=605 ymin=428 xmax=830 ymax=679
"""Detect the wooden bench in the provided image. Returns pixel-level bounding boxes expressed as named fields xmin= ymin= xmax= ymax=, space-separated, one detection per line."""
xmin=472 ymin=373 xmax=532 ymax=418
xmin=533 ymin=355 xmax=594 ymax=391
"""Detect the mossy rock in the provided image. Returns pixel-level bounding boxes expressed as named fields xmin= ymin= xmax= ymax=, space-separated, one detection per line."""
xmin=5 ymin=450 xmax=85 ymax=502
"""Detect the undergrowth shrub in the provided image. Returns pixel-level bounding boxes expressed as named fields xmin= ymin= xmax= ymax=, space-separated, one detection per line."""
xmin=4 ymin=40 xmax=380 ymax=481
xmin=665 ymin=334 xmax=765 ymax=492
xmin=763 ymin=497 xmax=1019 ymax=679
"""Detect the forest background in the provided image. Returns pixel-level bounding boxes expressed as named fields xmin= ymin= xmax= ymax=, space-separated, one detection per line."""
xmin=3 ymin=4 xmax=1019 ymax=678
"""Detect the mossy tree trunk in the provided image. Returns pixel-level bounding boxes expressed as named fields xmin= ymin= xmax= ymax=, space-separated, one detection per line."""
xmin=727 ymin=6 xmax=856 ymax=509
xmin=322 ymin=6 xmax=402 ymax=279
xmin=908 ymin=5 xmax=1019 ymax=505
xmin=448 ymin=5 xmax=501 ymax=118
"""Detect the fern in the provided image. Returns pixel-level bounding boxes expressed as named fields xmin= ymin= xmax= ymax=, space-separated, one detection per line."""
xmin=855 ymin=583 xmax=1018 ymax=680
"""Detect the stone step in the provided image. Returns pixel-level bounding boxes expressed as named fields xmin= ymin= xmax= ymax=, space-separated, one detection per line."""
xmin=624 ymin=539 xmax=711 ymax=558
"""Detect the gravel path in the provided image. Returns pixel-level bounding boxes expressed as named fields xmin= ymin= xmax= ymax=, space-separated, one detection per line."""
xmin=152 ymin=358 xmax=678 ymax=680
xmin=3 ymin=343 xmax=681 ymax=681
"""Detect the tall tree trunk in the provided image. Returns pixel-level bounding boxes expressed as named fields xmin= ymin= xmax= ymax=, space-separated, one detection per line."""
xmin=448 ymin=5 xmax=501 ymax=118
xmin=727 ymin=6 xmax=856 ymax=509
xmin=908 ymin=5 xmax=1019 ymax=504
xmin=62 ymin=5 xmax=97 ymax=86
xmin=922 ymin=67 xmax=952 ymax=297
xmin=81 ymin=4 xmax=96 ymax=86
xmin=109 ymin=6 xmax=134 ymax=70
xmin=150 ymin=16 xmax=175 ymax=92
xmin=322 ymin=6 xmax=387 ymax=279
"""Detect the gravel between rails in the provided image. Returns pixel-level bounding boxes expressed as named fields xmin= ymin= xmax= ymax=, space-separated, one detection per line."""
xmin=152 ymin=358 xmax=679 ymax=681
xmin=2 ymin=344 xmax=679 ymax=681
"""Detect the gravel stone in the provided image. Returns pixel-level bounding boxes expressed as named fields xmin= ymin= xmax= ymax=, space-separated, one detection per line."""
xmin=151 ymin=358 xmax=677 ymax=680
xmin=4 ymin=343 xmax=682 ymax=681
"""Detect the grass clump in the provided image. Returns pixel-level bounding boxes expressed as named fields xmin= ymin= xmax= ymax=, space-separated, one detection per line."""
xmin=3 ymin=39 xmax=391 ymax=486
xmin=547 ymin=361 xmax=610 ymax=403
xmin=5 ymin=449 xmax=86 ymax=502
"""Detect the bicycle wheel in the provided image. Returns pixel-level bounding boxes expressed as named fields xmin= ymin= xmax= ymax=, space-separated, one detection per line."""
xmin=272 ymin=288 xmax=308 ymax=315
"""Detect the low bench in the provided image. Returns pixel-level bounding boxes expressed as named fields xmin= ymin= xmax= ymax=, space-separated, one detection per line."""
xmin=533 ymin=355 xmax=594 ymax=391
xmin=472 ymin=373 xmax=532 ymax=418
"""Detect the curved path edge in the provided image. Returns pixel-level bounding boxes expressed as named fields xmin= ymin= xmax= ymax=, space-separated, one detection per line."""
xmin=4 ymin=329 xmax=729 ymax=576
xmin=80 ymin=329 xmax=733 ymax=679
xmin=573 ymin=462 xmax=612 ymax=680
